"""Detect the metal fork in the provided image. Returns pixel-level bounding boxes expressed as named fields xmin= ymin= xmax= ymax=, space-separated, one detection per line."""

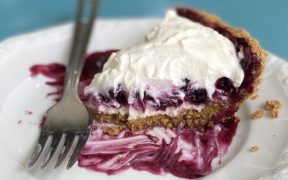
xmin=27 ymin=0 xmax=99 ymax=169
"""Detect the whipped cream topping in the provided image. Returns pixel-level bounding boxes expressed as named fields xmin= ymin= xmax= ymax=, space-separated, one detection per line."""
xmin=85 ymin=10 xmax=244 ymax=119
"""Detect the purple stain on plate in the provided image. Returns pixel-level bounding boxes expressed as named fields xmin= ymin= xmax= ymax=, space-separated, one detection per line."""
xmin=78 ymin=119 xmax=238 ymax=179
xmin=25 ymin=110 xmax=33 ymax=115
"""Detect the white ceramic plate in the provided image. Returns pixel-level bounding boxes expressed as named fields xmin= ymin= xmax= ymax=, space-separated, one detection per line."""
xmin=1 ymin=19 xmax=288 ymax=180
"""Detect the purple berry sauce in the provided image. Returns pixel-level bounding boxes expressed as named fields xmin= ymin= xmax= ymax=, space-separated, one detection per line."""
xmin=78 ymin=119 xmax=238 ymax=179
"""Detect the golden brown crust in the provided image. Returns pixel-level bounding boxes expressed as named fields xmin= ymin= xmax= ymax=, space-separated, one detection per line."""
xmin=93 ymin=7 xmax=267 ymax=131
xmin=103 ymin=127 xmax=124 ymax=136
xmin=95 ymin=102 xmax=226 ymax=131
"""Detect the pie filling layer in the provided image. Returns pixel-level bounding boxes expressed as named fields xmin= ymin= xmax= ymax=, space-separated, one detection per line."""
xmin=85 ymin=10 xmax=245 ymax=120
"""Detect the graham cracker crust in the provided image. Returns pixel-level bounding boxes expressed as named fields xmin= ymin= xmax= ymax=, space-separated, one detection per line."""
xmin=95 ymin=101 xmax=231 ymax=131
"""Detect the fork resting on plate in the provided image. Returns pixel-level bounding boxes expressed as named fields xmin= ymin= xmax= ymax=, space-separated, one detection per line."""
xmin=27 ymin=0 xmax=99 ymax=169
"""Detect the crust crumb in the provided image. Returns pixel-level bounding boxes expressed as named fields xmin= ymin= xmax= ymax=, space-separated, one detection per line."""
xmin=249 ymin=146 xmax=259 ymax=152
xmin=251 ymin=110 xmax=264 ymax=120
xmin=250 ymin=95 xmax=259 ymax=100
xmin=103 ymin=127 xmax=123 ymax=136
xmin=207 ymin=121 xmax=214 ymax=128
xmin=265 ymin=100 xmax=281 ymax=118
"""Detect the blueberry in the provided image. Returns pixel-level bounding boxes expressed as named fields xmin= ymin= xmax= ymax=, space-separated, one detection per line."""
xmin=157 ymin=99 xmax=174 ymax=111
xmin=215 ymin=77 xmax=235 ymax=93
xmin=108 ymin=85 xmax=127 ymax=105
xmin=185 ymin=88 xmax=207 ymax=104
xmin=115 ymin=90 xmax=127 ymax=105
xmin=99 ymin=93 xmax=110 ymax=103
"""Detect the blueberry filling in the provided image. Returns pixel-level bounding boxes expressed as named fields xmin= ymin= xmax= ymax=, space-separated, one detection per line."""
xmin=143 ymin=92 xmax=155 ymax=102
xmin=99 ymin=93 xmax=110 ymax=104
xmin=156 ymin=96 xmax=183 ymax=111
xmin=133 ymin=92 xmax=145 ymax=112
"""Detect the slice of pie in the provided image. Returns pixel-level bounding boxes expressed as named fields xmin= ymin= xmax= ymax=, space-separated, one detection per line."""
xmin=84 ymin=7 xmax=266 ymax=131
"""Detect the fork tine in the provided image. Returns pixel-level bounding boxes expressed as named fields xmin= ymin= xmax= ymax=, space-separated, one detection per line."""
xmin=27 ymin=131 xmax=50 ymax=168
xmin=54 ymin=133 xmax=75 ymax=168
xmin=67 ymin=131 xmax=89 ymax=169
xmin=41 ymin=133 xmax=63 ymax=168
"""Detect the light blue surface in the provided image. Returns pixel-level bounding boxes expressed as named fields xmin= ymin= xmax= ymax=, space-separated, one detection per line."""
xmin=0 ymin=0 xmax=288 ymax=59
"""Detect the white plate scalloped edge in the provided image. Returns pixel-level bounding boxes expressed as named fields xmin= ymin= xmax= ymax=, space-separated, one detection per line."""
xmin=0 ymin=19 xmax=288 ymax=180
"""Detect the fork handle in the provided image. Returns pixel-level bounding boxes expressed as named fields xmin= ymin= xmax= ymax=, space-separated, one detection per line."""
xmin=64 ymin=0 xmax=99 ymax=94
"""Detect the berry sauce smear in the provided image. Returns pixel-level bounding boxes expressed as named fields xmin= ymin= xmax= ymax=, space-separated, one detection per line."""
xmin=30 ymin=50 xmax=238 ymax=179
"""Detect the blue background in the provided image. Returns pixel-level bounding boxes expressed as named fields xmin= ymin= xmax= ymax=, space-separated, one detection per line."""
xmin=0 ymin=0 xmax=288 ymax=59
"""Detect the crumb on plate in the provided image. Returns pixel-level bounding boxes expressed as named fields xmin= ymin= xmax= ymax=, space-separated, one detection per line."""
xmin=249 ymin=146 xmax=259 ymax=152
xmin=265 ymin=100 xmax=281 ymax=118
xmin=250 ymin=94 xmax=259 ymax=100
xmin=251 ymin=110 xmax=264 ymax=120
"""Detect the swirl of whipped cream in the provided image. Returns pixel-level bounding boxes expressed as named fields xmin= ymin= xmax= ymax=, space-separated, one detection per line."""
xmin=85 ymin=10 xmax=244 ymax=118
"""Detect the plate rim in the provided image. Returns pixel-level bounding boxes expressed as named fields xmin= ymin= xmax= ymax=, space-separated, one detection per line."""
xmin=1 ymin=19 xmax=288 ymax=180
